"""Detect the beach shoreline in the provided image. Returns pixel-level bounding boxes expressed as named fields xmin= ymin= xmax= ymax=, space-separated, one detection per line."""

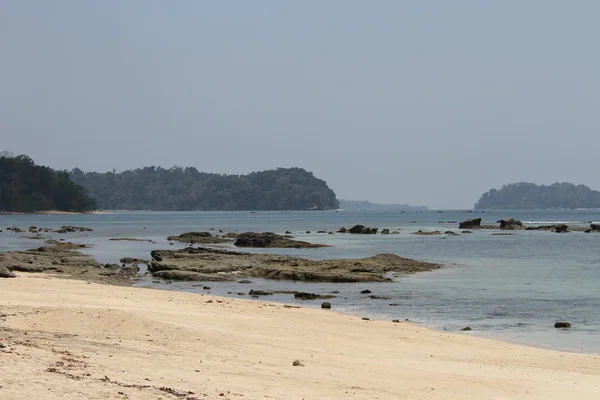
xmin=1 ymin=273 xmax=599 ymax=399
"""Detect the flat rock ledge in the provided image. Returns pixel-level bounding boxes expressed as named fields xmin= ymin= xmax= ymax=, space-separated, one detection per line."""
xmin=149 ymin=247 xmax=440 ymax=283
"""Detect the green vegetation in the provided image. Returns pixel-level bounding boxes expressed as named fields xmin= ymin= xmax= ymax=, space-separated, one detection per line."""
xmin=70 ymin=166 xmax=339 ymax=211
xmin=475 ymin=182 xmax=600 ymax=209
xmin=0 ymin=153 xmax=97 ymax=212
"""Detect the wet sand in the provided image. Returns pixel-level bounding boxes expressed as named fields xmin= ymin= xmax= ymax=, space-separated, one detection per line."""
xmin=1 ymin=274 xmax=599 ymax=399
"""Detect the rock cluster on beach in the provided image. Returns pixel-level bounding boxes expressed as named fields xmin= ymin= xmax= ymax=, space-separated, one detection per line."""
xmin=148 ymin=246 xmax=440 ymax=283
xmin=0 ymin=241 xmax=138 ymax=285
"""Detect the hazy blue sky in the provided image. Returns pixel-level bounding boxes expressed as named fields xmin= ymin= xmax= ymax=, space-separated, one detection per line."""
xmin=2 ymin=1 xmax=599 ymax=208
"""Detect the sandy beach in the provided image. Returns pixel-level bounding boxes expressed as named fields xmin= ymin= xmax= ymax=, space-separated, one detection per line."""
xmin=1 ymin=275 xmax=599 ymax=400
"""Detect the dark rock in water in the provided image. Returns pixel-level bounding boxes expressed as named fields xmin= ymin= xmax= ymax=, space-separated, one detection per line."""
xmin=236 ymin=292 xmax=247 ymax=296
xmin=294 ymin=292 xmax=336 ymax=300
xmin=381 ymin=228 xmax=390 ymax=235
xmin=444 ymin=231 xmax=459 ymax=235
xmin=7 ymin=226 xmax=25 ymax=233
xmin=0 ymin=265 xmax=16 ymax=278
xmin=360 ymin=289 xmax=372 ymax=294
xmin=391 ymin=231 xmax=401 ymax=235
xmin=321 ymin=302 xmax=331 ymax=309
xmin=202 ymin=286 xmax=211 ymax=290
xmin=526 ymin=224 xmax=569 ymax=233
xmin=461 ymin=230 xmax=472 ymax=234
xmin=362 ymin=317 xmax=370 ymax=321
xmin=167 ymin=232 xmax=229 ymax=244
xmin=317 ymin=230 xmax=327 ymax=234
xmin=285 ymin=231 xmax=292 ymax=234
xmin=349 ymin=225 xmax=365 ymax=234
xmin=590 ymin=224 xmax=600 ymax=232
xmin=497 ymin=218 xmax=523 ymax=230
xmin=461 ymin=327 xmax=472 ymax=331
xmin=553 ymin=224 xmax=569 ymax=233
xmin=328 ymin=231 xmax=334 ymax=234
xmin=337 ymin=227 xmax=347 ymax=233
xmin=349 ymin=225 xmax=378 ymax=234
xmin=389 ymin=303 xmax=401 ymax=307
xmin=249 ymin=289 xmax=273 ymax=296
xmin=554 ymin=322 xmax=571 ymax=328
xmin=305 ymin=231 xmax=311 ymax=234
xmin=330 ymin=290 xmax=340 ymax=294
xmin=234 ymin=232 xmax=328 ymax=249
xmin=369 ymin=295 xmax=391 ymax=300
xmin=238 ymin=279 xmax=253 ymax=284
xmin=458 ymin=218 xmax=481 ymax=229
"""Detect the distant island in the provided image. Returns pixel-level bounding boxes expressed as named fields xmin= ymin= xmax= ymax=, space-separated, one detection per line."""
xmin=475 ymin=182 xmax=600 ymax=209
xmin=339 ymin=199 xmax=428 ymax=211
xmin=70 ymin=166 xmax=339 ymax=211
xmin=0 ymin=152 xmax=97 ymax=213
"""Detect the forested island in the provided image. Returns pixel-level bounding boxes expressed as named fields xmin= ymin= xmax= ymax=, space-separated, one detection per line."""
xmin=0 ymin=153 xmax=97 ymax=212
xmin=70 ymin=166 xmax=339 ymax=211
xmin=475 ymin=182 xmax=600 ymax=209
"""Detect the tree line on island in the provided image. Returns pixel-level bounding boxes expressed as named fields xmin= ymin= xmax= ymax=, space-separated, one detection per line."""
xmin=0 ymin=152 xmax=97 ymax=213
xmin=0 ymin=153 xmax=339 ymax=212
xmin=475 ymin=182 xmax=600 ymax=209
xmin=69 ymin=166 xmax=339 ymax=211
xmin=4 ymin=153 xmax=600 ymax=212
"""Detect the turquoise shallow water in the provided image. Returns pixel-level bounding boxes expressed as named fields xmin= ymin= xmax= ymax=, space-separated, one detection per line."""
xmin=1 ymin=209 xmax=599 ymax=353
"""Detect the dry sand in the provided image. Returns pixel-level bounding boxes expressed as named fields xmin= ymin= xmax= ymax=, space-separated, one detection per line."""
xmin=1 ymin=275 xmax=599 ymax=400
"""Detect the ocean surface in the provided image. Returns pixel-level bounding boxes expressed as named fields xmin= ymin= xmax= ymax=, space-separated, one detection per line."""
xmin=1 ymin=209 xmax=600 ymax=354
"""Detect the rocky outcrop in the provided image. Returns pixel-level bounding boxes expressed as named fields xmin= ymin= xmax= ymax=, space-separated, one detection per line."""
xmin=497 ymin=218 xmax=523 ymax=230
xmin=149 ymin=247 xmax=441 ymax=283
xmin=458 ymin=218 xmax=481 ymax=229
xmin=554 ymin=322 xmax=571 ymax=328
xmin=381 ymin=229 xmax=390 ymax=234
xmin=346 ymin=225 xmax=378 ymax=234
xmin=0 ymin=241 xmax=135 ymax=284
xmin=56 ymin=226 xmax=93 ymax=233
xmin=167 ymin=232 xmax=230 ymax=244
xmin=233 ymin=232 xmax=328 ymax=248
xmin=0 ymin=265 xmax=16 ymax=278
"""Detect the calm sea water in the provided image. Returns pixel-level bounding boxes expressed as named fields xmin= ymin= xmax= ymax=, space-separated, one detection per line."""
xmin=1 ymin=209 xmax=599 ymax=353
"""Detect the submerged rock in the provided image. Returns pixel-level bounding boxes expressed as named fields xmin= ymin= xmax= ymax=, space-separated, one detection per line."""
xmin=294 ymin=292 xmax=336 ymax=300
xmin=321 ymin=302 xmax=332 ymax=309
xmin=248 ymin=289 xmax=273 ymax=296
